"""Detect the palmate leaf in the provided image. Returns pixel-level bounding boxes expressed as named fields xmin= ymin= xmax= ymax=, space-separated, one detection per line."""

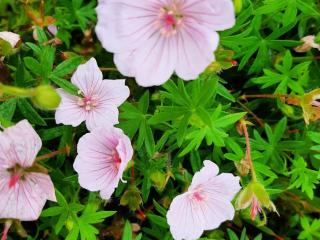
xmin=119 ymin=91 xmax=155 ymax=157
xmin=251 ymin=51 xmax=310 ymax=94
xmin=250 ymin=117 xmax=305 ymax=170
xmin=289 ymin=156 xmax=320 ymax=199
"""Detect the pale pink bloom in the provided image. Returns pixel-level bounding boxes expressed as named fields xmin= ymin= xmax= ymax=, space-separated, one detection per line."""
xmin=167 ymin=160 xmax=241 ymax=240
xmin=55 ymin=58 xmax=130 ymax=131
xmin=73 ymin=126 xmax=133 ymax=200
xmin=294 ymin=35 xmax=320 ymax=52
xmin=0 ymin=120 xmax=56 ymax=221
xmin=0 ymin=31 xmax=20 ymax=48
xmin=96 ymin=0 xmax=235 ymax=87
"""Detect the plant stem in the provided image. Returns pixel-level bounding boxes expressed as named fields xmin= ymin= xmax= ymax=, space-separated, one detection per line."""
xmin=240 ymin=94 xmax=289 ymax=100
xmin=237 ymin=100 xmax=264 ymax=127
xmin=241 ymin=120 xmax=257 ymax=182
xmin=100 ymin=67 xmax=118 ymax=72
xmin=0 ymin=83 xmax=34 ymax=97
xmin=35 ymin=146 xmax=70 ymax=161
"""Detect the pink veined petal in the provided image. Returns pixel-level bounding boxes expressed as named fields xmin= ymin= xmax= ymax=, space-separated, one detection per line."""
xmin=99 ymin=80 xmax=130 ymax=106
xmin=115 ymin=129 xmax=134 ymax=181
xmin=55 ymin=89 xmax=87 ymax=127
xmin=99 ymin=180 xmax=119 ymax=200
xmin=135 ymin=34 xmax=177 ymax=87
xmin=95 ymin=0 xmax=161 ymax=53
xmin=0 ymin=171 xmax=55 ymax=221
xmin=205 ymin=173 xmax=241 ymax=201
xmin=189 ymin=160 xmax=219 ymax=189
xmin=28 ymin=173 xmax=56 ymax=202
xmin=71 ymin=58 xmax=103 ymax=96
xmin=201 ymin=0 xmax=235 ymax=31
xmin=167 ymin=193 xmax=204 ymax=240
xmin=115 ymin=33 xmax=177 ymax=87
xmin=174 ymin=26 xmax=218 ymax=80
xmin=74 ymin=155 xmax=118 ymax=192
xmin=85 ymin=106 xmax=119 ymax=131
xmin=1 ymin=120 xmax=41 ymax=168
xmin=198 ymin=193 xmax=236 ymax=230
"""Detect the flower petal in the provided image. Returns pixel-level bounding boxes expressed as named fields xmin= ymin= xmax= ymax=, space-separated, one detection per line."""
xmin=0 ymin=171 xmax=55 ymax=221
xmin=174 ymin=27 xmax=218 ymax=80
xmin=167 ymin=193 xmax=204 ymax=240
xmin=99 ymin=80 xmax=130 ymax=106
xmin=55 ymin=89 xmax=86 ymax=127
xmin=95 ymin=0 xmax=160 ymax=53
xmin=1 ymin=120 xmax=41 ymax=168
xmin=71 ymin=58 xmax=103 ymax=96
xmin=206 ymin=0 xmax=236 ymax=31
xmin=85 ymin=106 xmax=119 ymax=131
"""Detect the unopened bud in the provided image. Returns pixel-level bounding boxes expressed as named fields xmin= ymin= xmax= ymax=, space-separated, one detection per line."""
xmin=31 ymin=85 xmax=61 ymax=110
xmin=120 ymin=185 xmax=142 ymax=211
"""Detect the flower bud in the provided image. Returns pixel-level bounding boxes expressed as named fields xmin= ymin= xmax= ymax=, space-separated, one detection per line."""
xmin=31 ymin=85 xmax=61 ymax=110
xmin=234 ymin=0 xmax=243 ymax=13
xmin=120 ymin=185 xmax=142 ymax=211
xmin=235 ymin=159 xmax=250 ymax=176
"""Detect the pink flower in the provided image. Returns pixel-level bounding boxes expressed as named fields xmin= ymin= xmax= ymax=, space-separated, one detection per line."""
xmin=0 ymin=120 xmax=56 ymax=221
xmin=167 ymin=160 xmax=241 ymax=240
xmin=55 ymin=58 xmax=130 ymax=131
xmin=96 ymin=0 xmax=235 ymax=87
xmin=73 ymin=126 xmax=133 ymax=199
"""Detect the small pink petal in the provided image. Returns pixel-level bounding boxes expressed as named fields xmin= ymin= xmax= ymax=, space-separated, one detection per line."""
xmin=0 ymin=120 xmax=41 ymax=168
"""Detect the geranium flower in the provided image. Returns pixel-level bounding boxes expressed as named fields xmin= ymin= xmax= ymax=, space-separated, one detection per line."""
xmin=294 ymin=35 xmax=320 ymax=53
xmin=73 ymin=126 xmax=133 ymax=199
xmin=55 ymin=58 xmax=130 ymax=131
xmin=96 ymin=0 xmax=235 ymax=87
xmin=166 ymin=160 xmax=241 ymax=240
xmin=0 ymin=31 xmax=20 ymax=48
xmin=0 ymin=120 xmax=56 ymax=221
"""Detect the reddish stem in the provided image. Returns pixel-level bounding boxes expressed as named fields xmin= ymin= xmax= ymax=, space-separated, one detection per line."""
xmin=35 ymin=146 xmax=70 ymax=161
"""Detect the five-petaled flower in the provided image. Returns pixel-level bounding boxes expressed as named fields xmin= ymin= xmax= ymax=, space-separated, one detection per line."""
xmin=166 ymin=160 xmax=241 ymax=240
xmin=55 ymin=57 xmax=130 ymax=131
xmin=0 ymin=120 xmax=56 ymax=223
xmin=96 ymin=0 xmax=235 ymax=87
xmin=73 ymin=126 xmax=133 ymax=200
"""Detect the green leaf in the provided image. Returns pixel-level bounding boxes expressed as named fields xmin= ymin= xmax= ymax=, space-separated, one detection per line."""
xmin=51 ymin=56 xmax=83 ymax=78
xmin=17 ymin=99 xmax=46 ymax=126
xmin=122 ymin=221 xmax=133 ymax=240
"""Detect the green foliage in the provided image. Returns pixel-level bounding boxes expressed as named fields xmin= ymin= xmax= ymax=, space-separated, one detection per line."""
xmin=1 ymin=0 xmax=320 ymax=239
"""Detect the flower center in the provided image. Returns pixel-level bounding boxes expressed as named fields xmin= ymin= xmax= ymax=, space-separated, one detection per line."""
xmin=77 ymin=94 xmax=99 ymax=111
xmin=7 ymin=165 xmax=23 ymax=188
xmin=113 ymin=150 xmax=121 ymax=170
xmin=190 ymin=188 xmax=206 ymax=202
xmin=158 ymin=4 xmax=183 ymax=36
